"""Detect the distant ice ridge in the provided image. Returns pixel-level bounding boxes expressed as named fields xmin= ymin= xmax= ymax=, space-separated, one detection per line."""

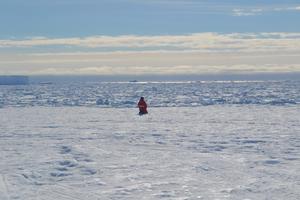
xmin=0 ymin=80 xmax=299 ymax=108
xmin=0 ymin=76 xmax=29 ymax=85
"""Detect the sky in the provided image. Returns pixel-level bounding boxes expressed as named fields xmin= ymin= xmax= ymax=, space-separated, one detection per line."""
xmin=0 ymin=0 xmax=300 ymax=77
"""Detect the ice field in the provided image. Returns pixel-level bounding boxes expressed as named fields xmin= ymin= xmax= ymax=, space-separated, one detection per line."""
xmin=0 ymin=81 xmax=300 ymax=199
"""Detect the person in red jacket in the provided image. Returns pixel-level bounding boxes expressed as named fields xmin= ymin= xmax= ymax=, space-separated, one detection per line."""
xmin=138 ymin=97 xmax=148 ymax=115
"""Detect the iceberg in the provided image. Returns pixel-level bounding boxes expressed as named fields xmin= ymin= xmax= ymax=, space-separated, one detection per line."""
xmin=0 ymin=76 xmax=29 ymax=85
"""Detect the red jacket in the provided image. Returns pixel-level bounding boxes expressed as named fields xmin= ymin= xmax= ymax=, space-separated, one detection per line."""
xmin=138 ymin=99 xmax=148 ymax=113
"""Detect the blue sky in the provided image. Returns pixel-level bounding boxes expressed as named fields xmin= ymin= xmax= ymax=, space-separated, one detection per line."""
xmin=0 ymin=0 xmax=300 ymax=76
xmin=1 ymin=0 xmax=300 ymax=37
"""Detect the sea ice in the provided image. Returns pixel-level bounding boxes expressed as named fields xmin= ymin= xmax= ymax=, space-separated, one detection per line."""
xmin=0 ymin=106 xmax=299 ymax=199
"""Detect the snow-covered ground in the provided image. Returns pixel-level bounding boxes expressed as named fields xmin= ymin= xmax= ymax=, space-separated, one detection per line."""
xmin=1 ymin=106 xmax=299 ymax=199
xmin=1 ymin=81 xmax=299 ymax=107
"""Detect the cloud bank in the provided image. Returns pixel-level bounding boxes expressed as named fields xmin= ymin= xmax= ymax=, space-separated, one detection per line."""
xmin=1 ymin=32 xmax=300 ymax=75
xmin=1 ymin=32 xmax=300 ymax=52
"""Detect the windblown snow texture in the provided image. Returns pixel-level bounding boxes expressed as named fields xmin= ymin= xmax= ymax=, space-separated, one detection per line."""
xmin=0 ymin=81 xmax=299 ymax=199
xmin=0 ymin=81 xmax=299 ymax=108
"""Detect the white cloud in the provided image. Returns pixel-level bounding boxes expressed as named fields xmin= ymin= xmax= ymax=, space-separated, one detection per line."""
xmin=1 ymin=32 xmax=300 ymax=75
xmin=1 ymin=50 xmax=299 ymax=75
xmin=289 ymin=6 xmax=300 ymax=11
xmin=1 ymin=32 xmax=300 ymax=53
xmin=233 ymin=5 xmax=300 ymax=16
xmin=232 ymin=8 xmax=263 ymax=16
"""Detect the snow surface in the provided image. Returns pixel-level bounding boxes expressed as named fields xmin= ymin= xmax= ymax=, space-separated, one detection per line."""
xmin=0 ymin=81 xmax=299 ymax=107
xmin=1 ymin=105 xmax=299 ymax=199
